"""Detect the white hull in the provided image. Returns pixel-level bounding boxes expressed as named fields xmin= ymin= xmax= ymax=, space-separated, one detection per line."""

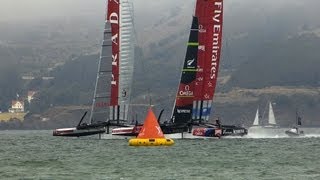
xmin=248 ymin=127 xmax=320 ymax=138
xmin=103 ymin=125 xmax=226 ymax=139
xmin=165 ymin=132 xmax=220 ymax=139
xmin=102 ymin=132 xmax=219 ymax=140
xmin=111 ymin=126 xmax=140 ymax=136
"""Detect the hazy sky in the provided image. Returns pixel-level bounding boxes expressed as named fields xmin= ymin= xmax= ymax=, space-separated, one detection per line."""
xmin=1 ymin=0 xmax=318 ymax=41
xmin=0 ymin=0 xmax=317 ymax=22
xmin=0 ymin=0 xmax=187 ymax=24
xmin=0 ymin=0 xmax=104 ymax=22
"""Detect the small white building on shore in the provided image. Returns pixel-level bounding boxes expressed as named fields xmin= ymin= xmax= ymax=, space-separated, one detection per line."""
xmin=8 ymin=100 xmax=25 ymax=113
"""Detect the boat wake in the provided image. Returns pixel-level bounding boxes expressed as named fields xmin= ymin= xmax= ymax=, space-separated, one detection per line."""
xmin=303 ymin=134 xmax=320 ymax=138
xmin=233 ymin=133 xmax=320 ymax=139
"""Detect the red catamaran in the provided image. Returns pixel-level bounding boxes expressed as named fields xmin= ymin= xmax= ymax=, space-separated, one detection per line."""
xmin=170 ymin=0 xmax=247 ymax=137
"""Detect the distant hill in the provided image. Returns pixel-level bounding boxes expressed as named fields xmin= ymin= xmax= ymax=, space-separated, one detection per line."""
xmin=226 ymin=33 xmax=320 ymax=89
xmin=24 ymin=54 xmax=97 ymax=114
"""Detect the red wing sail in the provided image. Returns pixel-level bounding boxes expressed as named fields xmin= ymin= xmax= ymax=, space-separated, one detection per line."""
xmin=193 ymin=0 xmax=223 ymax=122
xmin=107 ymin=1 xmax=120 ymax=108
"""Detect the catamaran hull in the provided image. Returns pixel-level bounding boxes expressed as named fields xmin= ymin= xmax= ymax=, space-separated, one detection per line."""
xmin=285 ymin=129 xmax=304 ymax=137
xmin=111 ymin=126 xmax=142 ymax=136
xmin=102 ymin=124 xmax=247 ymax=139
xmin=53 ymin=127 xmax=106 ymax=137
xmin=109 ymin=124 xmax=188 ymax=136
xmin=285 ymin=131 xmax=301 ymax=137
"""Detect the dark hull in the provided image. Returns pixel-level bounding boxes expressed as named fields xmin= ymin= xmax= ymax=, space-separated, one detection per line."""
xmin=106 ymin=121 xmax=247 ymax=138
xmin=161 ymin=123 xmax=189 ymax=134
xmin=53 ymin=128 xmax=106 ymax=137
xmin=109 ymin=124 xmax=188 ymax=136
xmin=160 ymin=122 xmax=248 ymax=137
xmin=221 ymin=125 xmax=248 ymax=136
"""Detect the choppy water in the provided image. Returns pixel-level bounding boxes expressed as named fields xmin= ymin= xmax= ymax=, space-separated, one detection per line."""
xmin=1 ymin=130 xmax=320 ymax=180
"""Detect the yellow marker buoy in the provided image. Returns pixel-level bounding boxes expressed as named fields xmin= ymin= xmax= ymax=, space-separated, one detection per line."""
xmin=129 ymin=138 xmax=174 ymax=146
xmin=129 ymin=108 xmax=174 ymax=146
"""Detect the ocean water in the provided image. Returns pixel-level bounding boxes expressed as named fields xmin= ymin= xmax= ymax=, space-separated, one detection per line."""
xmin=1 ymin=130 xmax=320 ymax=180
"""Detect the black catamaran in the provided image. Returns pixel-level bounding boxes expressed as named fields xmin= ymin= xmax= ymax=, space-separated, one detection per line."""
xmin=53 ymin=0 xmax=136 ymax=137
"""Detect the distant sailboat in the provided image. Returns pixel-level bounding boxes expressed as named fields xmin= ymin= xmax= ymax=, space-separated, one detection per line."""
xmin=251 ymin=102 xmax=278 ymax=128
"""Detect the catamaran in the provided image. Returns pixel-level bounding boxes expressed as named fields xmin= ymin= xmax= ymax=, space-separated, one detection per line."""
xmin=248 ymin=102 xmax=283 ymax=137
xmin=167 ymin=0 xmax=247 ymax=138
xmin=104 ymin=0 xmax=137 ymax=135
xmin=53 ymin=112 xmax=107 ymax=137
xmin=54 ymin=0 xmax=135 ymax=137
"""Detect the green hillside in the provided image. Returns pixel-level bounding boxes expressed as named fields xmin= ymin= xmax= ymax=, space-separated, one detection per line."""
xmin=227 ymin=33 xmax=320 ymax=89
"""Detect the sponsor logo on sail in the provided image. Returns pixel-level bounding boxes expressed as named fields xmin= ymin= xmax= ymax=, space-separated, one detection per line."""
xmin=210 ymin=1 xmax=223 ymax=80
xmin=177 ymin=109 xmax=191 ymax=113
xmin=197 ymin=77 xmax=204 ymax=81
xmin=109 ymin=12 xmax=119 ymax=25
xmin=187 ymin=58 xmax=195 ymax=68
xmin=198 ymin=45 xmax=205 ymax=51
xmin=108 ymin=3 xmax=120 ymax=88
xmin=111 ymin=74 xmax=116 ymax=85
xmin=110 ymin=0 xmax=119 ymax=4
xmin=179 ymin=85 xmax=193 ymax=96
xmin=199 ymin=25 xmax=206 ymax=33
xmin=112 ymin=54 xmax=118 ymax=66
xmin=96 ymin=101 xmax=109 ymax=107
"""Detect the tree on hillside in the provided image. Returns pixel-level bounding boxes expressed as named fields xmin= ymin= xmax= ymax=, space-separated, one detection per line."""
xmin=0 ymin=63 xmax=22 ymax=110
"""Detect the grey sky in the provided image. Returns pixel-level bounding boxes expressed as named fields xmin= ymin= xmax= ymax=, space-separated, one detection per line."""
xmin=0 ymin=0 xmax=317 ymax=21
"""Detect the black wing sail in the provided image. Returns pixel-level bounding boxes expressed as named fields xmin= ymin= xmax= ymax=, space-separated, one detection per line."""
xmin=171 ymin=16 xmax=199 ymax=124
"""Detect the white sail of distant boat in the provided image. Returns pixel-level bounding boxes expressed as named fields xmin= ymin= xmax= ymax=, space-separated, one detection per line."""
xmin=252 ymin=108 xmax=260 ymax=126
xmin=251 ymin=102 xmax=277 ymax=127
xmin=268 ymin=102 xmax=276 ymax=125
